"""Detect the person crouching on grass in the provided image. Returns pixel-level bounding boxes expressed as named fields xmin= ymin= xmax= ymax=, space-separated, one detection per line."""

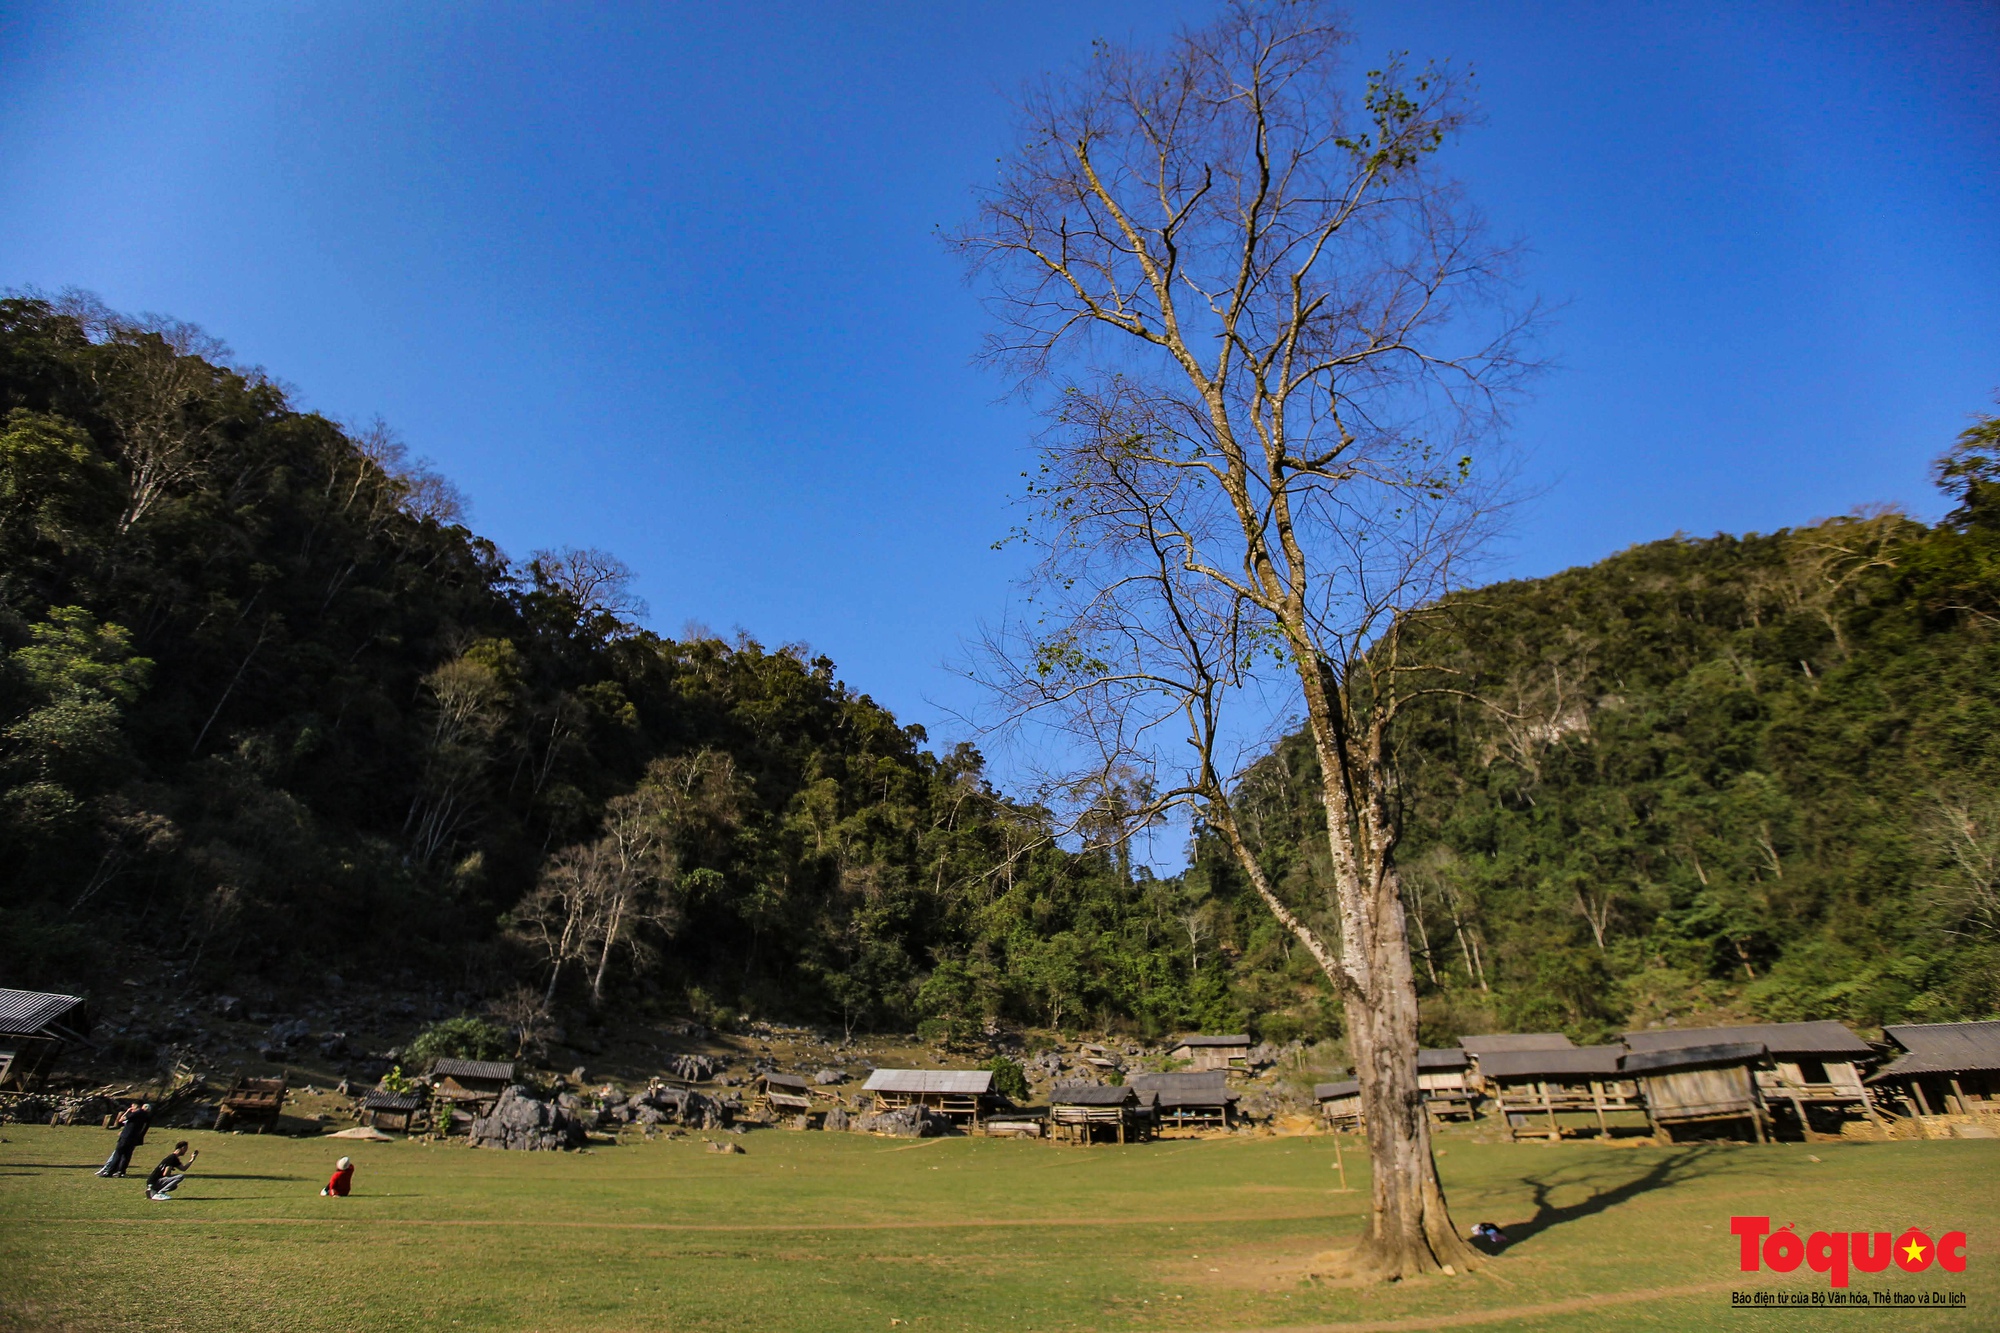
xmin=321 ymin=1156 xmax=354 ymax=1197
xmin=146 ymin=1142 xmax=197 ymax=1201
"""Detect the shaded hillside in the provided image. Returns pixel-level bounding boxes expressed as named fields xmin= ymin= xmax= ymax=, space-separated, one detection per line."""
xmin=1207 ymin=416 xmax=2000 ymax=1040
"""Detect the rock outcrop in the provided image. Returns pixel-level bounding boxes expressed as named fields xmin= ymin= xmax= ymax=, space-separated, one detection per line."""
xmin=853 ymin=1106 xmax=948 ymax=1137
xmin=467 ymin=1086 xmax=587 ymax=1151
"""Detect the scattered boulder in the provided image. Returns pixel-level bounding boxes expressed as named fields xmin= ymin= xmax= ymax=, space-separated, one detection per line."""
xmin=666 ymin=1053 xmax=720 ymax=1082
xmin=318 ymin=1032 xmax=349 ymax=1058
xmin=641 ymin=1084 xmax=729 ymax=1130
xmin=812 ymin=1068 xmax=846 ymax=1085
xmin=467 ymin=1086 xmax=588 ymax=1152
xmin=213 ymin=995 xmax=244 ymax=1020
xmin=705 ymin=1138 xmax=744 ymax=1154
xmin=822 ymin=1106 xmax=851 ymax=1132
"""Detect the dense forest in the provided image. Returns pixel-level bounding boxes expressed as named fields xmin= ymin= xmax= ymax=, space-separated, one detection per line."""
xmin=3 ymin=294 xmax=1995 ymax=1043
xmin=0 ymin=294 xmax=1254 ymax=1039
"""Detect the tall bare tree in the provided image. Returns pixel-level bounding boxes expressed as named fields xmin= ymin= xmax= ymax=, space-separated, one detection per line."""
xmin=957 ymin=0 xmax=1534 ymax=1277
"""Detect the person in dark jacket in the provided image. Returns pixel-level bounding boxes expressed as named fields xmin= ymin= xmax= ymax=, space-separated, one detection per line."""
xmin=96 ymin=1102 xmax=151 ymax=1178
xmin=145 ymin=1141 xmax=196 ymax=1200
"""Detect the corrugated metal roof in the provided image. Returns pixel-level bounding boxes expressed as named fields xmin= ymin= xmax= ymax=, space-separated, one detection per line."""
xmin=1315 ymin=1080 xmax=1360 ymax=1100
xmin=0 ymin=989 xmax=84 ymax=1037
xmin=427 ymin=1058 xmax=516 ymax=1082
xmin=1049 ymin=1084 xmax=1135 ymax=1105
xmin=1872 ymin=1021 xmax=2000 ymax=1078
xmin=1478 ymin=1045 xmax=1626 ymax=1080
xmin=1623 ymin=1021 xmax=1869 ymax=1058
xmin=1417 ymin=1048 xmax=1467 ymax=1069
xmin=863 ymin=1069 xmax=994 ymax=1095
xmin=762 ymin=1072 xmax=812 ymax=1091
xmin=1171 ymin=1034 xmax=1251 ymax=1048
xmin=1459 ymin=1033 xmax=1575 ymax=1055
xmin=1621 ymin=1042 xmax=1766 ymax=1075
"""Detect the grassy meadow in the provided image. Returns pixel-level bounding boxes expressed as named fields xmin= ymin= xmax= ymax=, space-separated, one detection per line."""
xmin=1 ymin=1124 xmax=1993 ymax=1332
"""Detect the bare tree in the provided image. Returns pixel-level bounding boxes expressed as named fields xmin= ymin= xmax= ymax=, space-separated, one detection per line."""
xmin=957 ymin=0 xmax=1534 ymax=1277
xmin=529 ymin=546 xmax=648 ymax=630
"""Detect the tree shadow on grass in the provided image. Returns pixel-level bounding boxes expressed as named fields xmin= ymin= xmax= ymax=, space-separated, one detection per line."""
xmin=1496 ymin=1147 xmax=1720 ymax=1249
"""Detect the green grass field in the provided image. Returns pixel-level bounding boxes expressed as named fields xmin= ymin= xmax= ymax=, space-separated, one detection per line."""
xmin=1 ymin=1125 xmax=1993 ymax=1332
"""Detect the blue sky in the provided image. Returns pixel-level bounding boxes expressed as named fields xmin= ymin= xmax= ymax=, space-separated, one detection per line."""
xmin=3 ymin=0 xmax=1996 ymax=773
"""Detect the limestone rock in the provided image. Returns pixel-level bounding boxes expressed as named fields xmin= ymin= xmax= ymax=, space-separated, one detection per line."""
xmin=467 ymin=1086 xmax=587 ymax=1152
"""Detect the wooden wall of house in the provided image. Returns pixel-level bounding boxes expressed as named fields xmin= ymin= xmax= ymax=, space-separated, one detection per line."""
xmin=1640 ymin=1065 xmax=1757 ymax=1120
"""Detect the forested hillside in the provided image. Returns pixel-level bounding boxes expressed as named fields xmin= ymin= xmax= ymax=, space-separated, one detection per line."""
xmin=5 ymin=294 xmax=1994 ymax=1046
xmin=1208 ymin=416 xmax=2000 ymax=1041
xmin=0 ymin=295 xmax=1254 ymax=1038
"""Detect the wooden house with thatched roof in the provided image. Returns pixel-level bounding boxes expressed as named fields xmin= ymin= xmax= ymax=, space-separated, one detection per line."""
xmin=757 ymin=1072 xmax=817 ymax=1118
xmin=1048 ymin=1083 xmax=1155 ymax=1144
xmin=1620 ymin=1041 xmax=1769 ymax=1143
xmin=863 ymin=1069 xmax=994 ymax=1126
xmin=1625 ymin=1021 xmax=1881 ymax=1134
xmin=1870 ymin=1021 xmax=2000 ymax=1120
xmin=1478 ymin=1045 xmax=1636 ymax=1140
xmin=360 ymin=1090 xmax=426 ymax=1133
xmin=1126 ymin=1070 xmax=1237 ymax=1129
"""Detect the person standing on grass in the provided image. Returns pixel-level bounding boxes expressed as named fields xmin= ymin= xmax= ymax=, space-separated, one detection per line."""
xmin=96 ymin=1102 xmax=150 ymax=1178
xmin=321 ymin=1156 xmax=354 ymax=1197
xmin=145 ymin=1141 xmax=197 ymax=1200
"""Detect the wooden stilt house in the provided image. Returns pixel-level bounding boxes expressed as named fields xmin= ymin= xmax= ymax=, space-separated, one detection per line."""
xmin=1458 ymin=1033 xmax=1573 ymax=1101
xmin=0 ymin=989 xmax=88 ymax=1091
xmin=426 ymin=1058 xmax=515 ymax=1132
xmin=1048 ymin=1083 xmax=1154 ymax=1144
xmin=1620 ymin=1041 xmax=1769 ymax=1143
xmin=1126 ymin=1070 xmax=1237 ymax=1129
xmin=1417 ymin=1048 xmax=1475 ymax=1121
xmin=1477 ymin=1045 xmax=1635 ymax=1140
xmin=862 ymin=1069 xmax=994 ymax=1126
xmin=1870 ymin=1021 xmax=2000 ymax=1120
xmin=1315 ymin=1079 xmax=1363 ymax=1131
xmin=1625 ymin=1021 xmax=1880 ymax=1134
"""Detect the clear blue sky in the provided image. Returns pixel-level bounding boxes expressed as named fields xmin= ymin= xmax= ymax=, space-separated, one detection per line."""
xmin=3 ymin=1 xmax=1996 ymax=765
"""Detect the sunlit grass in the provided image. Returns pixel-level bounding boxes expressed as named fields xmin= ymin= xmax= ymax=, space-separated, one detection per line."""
xmin=1 ymin=1124 xmax=1993 ymax=1331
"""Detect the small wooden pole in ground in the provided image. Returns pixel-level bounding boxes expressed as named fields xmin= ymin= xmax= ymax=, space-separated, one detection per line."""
xmin=1949 ymin=1077 xmax=1969 ymax=1116
xmin=1332 ymin=1135 xmax=1349 ymax=1192
xmin=1590 ymin=1081 xmax=1609 ymax=1138
xmin=1912 ymin=1082 xmax=1933 ymax=1116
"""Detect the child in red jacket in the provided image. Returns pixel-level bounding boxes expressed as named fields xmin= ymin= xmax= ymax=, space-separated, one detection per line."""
xmin=321 ymin=1156 xmax=354 ymax=1197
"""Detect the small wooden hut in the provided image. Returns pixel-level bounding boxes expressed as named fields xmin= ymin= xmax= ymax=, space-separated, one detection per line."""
xmin=1625 ymin=1021 xmax=1879 ymax=1133
xmin=0 ymin=989 xmax=88 ymax=1091
xmin=1620 ymin=1041 xmax=1768 ymax=1143
xmin=1048 ymin=1084 xmax=1154 ymax=1144
xmin=360 ymin=1090 xmax=426 ymax=1133
xmin=1478 ymin=1045 xmax=1635 ymax=1140
xmin=1166 ymin=1034 xmax=1252 ymax=1072
xmin=757 ymin=1072 xmax=818 ymax=1122
xmin=426 ymin=1058 xmax=515 ymax=1114
xmin=1126 ymin=1070 xmax=1237 ymax=1129
xmin=1458 ymin=1033 xmax=1573 ymax=1099
xmin=1417 ymin=1048 xmax=1475 ymax=1121
xmin=1315 ymin=1079 xmax=1363 ymax=1131
xmin=1870 ymin=1020 xmax=2000 ymax=1120
xmin=862 ymin=1069 xmax=994 ymax=1126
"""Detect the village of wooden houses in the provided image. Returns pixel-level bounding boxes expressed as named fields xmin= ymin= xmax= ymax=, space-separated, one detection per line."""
xmin=3 ymin=987 xmax=1995 ymax=1149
